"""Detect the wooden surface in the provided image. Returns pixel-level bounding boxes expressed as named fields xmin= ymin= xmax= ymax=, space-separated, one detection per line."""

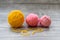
xmin=1 ymin=0 xmax=60 ymax=4
xmin=0 ymin=4 xmax=60 ymax=40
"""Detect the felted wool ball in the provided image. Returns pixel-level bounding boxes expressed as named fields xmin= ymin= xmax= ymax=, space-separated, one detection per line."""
xmin=40 ymin=15 xmax=51 ymax=27
xmin=26 ymin=13 xmax=39 ymax=27
xmin=8 ymin=10 xmax=24 ymax=28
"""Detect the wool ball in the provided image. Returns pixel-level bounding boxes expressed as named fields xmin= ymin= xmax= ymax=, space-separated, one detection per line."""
xmin=26 ymin=13 xmax=38 ymax=27
xmin=40 ymin=15 xmax=51 ymax=27
xmin=8 ymin=10 xmax=24 ymax=28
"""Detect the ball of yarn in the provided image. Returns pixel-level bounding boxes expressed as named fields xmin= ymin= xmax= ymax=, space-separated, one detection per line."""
xmin=8 ymin=10 xmax=24 ymax=28
xmin=26 ymin=13 xmax=39 ymax=27
xmin=40 ymin=15 xmax=51 ymax=27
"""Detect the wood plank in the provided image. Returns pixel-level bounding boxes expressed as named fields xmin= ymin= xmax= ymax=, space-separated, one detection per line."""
xmin=0 ymin=0 xmax=60 ymax=4
xmin=0 ymin=4 xmax=60 ymax=40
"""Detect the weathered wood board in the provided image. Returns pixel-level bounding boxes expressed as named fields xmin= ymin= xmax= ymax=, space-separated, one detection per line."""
xmin=0 ymin=3 xmax=60 ymax=40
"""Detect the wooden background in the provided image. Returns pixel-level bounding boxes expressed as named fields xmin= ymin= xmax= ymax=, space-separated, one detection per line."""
xmin=0 ymin=0 xmax=60 ymax=4
xmin=0 ymin=0 xmax=60 ymax=40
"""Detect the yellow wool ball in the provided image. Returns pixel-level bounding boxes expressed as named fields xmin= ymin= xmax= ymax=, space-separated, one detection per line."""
xmin=8 ymin=10 xmax=24 ymax=28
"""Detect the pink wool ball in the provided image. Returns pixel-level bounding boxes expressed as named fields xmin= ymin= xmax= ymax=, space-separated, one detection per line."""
xmin=40 ymin=15 xmax=51 ymax=27
xmin=26 ymin=13 xmax=39 ymax=27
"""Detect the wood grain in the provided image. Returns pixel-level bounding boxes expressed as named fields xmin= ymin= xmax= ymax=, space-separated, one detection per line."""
xmin=0 ymin=0 xmax=60 ymax=4
xmin=0 ymin=4 xmax=60 ymax=40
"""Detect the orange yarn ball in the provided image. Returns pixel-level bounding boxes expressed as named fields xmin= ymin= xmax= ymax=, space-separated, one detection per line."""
xmin=8 ymin=10 xmax=24 ymax=28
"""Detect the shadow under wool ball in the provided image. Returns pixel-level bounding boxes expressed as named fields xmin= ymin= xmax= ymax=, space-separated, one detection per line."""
xmin=8 ymin=10 xmax=24 ymax=28
xmin=26 ymin=13 xmax=39 ymax=27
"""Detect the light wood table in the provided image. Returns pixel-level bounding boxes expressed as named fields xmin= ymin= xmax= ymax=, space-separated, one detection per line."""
xmin=0 ymin=4 xmax=60 ymax=40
